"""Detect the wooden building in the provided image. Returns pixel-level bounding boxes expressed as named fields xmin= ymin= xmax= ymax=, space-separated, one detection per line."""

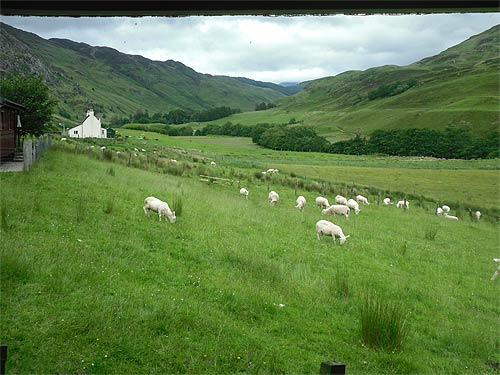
xmin=0 ymin=97 xmax=25 ymax=161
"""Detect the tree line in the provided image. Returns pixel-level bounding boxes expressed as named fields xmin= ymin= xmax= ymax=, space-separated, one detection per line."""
xmin=110 ymin=106 xmax=241 ymax=127
xmin=196 ymin=122 xmax=499 ymax=159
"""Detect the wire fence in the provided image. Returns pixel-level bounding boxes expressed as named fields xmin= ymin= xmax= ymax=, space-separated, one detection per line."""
xmin=23 ymin=134 xmax=52 ymax=171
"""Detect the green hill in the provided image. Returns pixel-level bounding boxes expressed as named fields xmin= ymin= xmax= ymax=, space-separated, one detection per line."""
xmin=0 ymin=22 xmax=288 ymax=125
xmin=207 ymin=25 xmax=500 ymax=140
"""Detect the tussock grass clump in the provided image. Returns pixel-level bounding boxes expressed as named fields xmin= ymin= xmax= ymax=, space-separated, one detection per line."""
xmin=361 ymin=294 xmax=409 ymax=352
xmin=75 ymin=198 xmax=87 ymax=223
xmin=1 ymin=203 xmax=10 ymax=231
xmin=103 ymin=149 xmax=113 ymax=160
xmin=171 ymin=196 xmax=183 ymax=217
xmin=424 ymin=225 xmax=440 ymax=240
xmin=334 ymin=267 xmax=350 ymax=298
xmin=103 ymin=199 xmax=114 ymax=214
xmin=106 ymin=166 xmax=115 ymax=176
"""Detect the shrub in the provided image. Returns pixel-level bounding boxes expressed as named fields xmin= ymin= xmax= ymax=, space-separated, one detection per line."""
xmin=361 ymin=294 xmax=408 ymax=352
xmin=107 ymin=167 xmax=115 ymax=176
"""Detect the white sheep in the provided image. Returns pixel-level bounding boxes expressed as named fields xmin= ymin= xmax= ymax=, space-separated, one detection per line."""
xmin=315 ymin=220 xmax=350 ymax=245
xmin=396 ymin=199 xmax=409 ymax=209
xmin=383 ymin=197 xmax=392 ymax=205
xmin=170 ymin=159 xmax=178 ymax=164
xmin=335 ymin=195 xmax=348 ymax=206
xmin=273 ymin=169 xmax=279 ymax=174
xmin=143 ymin=196 xmax=176 ymax=223
xmin=240 ymin=187 xmax=249 ymax=199
xmin=475 ymin=211 xmax=481 ymax=221
xmin=442 ymin=205 xmax=451 ymax=214
xmin=268 ymin=191 xmax=279 ymax=206
xmin=491 ymin=258 xmax=500 ymax=280
xmin=61 ymin=137 xmax=67 ymax=141
xmin=436 ymin=207 xmax=444 ymax=215
xmin=267 ymin=168 xmax=275 ymax=173
xmin=321 ymin=204 xmax=350 ymax=219
xmin=443 ymin=213 xmax=459 ymax=220
xmin=315 ymin=196 xmax=330 ymax=209
xmin=210 ymin=161 xmax=217 ymax=167
xmin=347 ymin=199 xmax=361 ymax=214
xmin=296 ymin=195 xmax=306 ymax=211
xmin=356 ymin=194 xmax=370 ymax=205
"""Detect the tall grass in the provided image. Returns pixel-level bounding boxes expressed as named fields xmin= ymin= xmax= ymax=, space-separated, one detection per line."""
xmin=361 ymin=294 xmax=409 ymax=352
xmin=424 ymin=225 xmax=440 ymax=240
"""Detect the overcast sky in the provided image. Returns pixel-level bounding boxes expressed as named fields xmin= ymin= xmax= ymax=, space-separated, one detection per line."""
xmin=2 ymin=13 xmax=499 ymax=84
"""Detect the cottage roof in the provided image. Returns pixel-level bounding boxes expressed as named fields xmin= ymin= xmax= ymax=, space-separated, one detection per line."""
xmin=0 ymin=97 xmax=26 ymax=110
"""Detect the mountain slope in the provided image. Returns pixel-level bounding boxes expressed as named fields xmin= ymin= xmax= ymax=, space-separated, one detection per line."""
xmin=0 ymin=22 xmax=287 ymax=124
xmin=211 ymin=25 xmax=499 ymax=140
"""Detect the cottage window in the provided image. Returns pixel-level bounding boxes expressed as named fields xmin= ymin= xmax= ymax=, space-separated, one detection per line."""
xmin=74 ymin=130 xmax=78 ymax=135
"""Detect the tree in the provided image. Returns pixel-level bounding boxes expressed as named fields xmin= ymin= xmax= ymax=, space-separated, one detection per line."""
xmin=0 ymin=73 xmax=57 ymax=136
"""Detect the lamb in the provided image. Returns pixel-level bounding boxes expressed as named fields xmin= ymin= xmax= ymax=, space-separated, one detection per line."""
xmin=491 ymin=258 xmax=500 ymax=280
xmin=443 ymin=213 xmax=459 ymax=220
xmin=210 ymin=161 xmax=217 ymax=166
xmin=267 ymin=168 xmax=275 ymax=173
xmin=170 ymin=159 xmax=178 ymax=164
xmin=315 ymin=220 xmax=350 ymax=245
xmin=315 ymin=196 xmax=330 ymax=209
xmin=268 ymin=191 xmax=279 ymax=206
xmin=356 ymin=194 xmax=370 ymax=205
xmin=321 ymin=204 xmax=350 ymax=219
xmin=240 ymin=187 xmax=249 ymax=199
xmin=335 ymin=195 xmax=348 ymax=206
xmin=296 ymin=195 xmax=306 ymax=211
xmin=436 ymin=207 xmax=444 ymax=215
xmin=396 ymin=199 xmax=409 ymax=209
xmin=346 ymin=199 xmax=360 ymax=214
xmin=442 ymin=205 xmax=451 ymax=214
xmin=475 ymin=211 xmax=481 ymax=221
xmin=383 ymin=197 xmax=392 ymax=205
xmin=143 ymin=196 xmax=176 ymax=223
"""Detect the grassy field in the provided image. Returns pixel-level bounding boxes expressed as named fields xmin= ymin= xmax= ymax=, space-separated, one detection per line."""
xmin=116 ymin=129 xmax=500 ymax=210
xmin=1 ymin=148 xmax=499 ymax=374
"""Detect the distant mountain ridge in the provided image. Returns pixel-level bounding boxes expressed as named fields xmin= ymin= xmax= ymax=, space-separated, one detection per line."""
xmin=0 ymin=22 xmax=303 ymax=124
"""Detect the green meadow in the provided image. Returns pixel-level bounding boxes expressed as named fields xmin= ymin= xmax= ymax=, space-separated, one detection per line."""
xmin=1 ymin=138 xmax=499 ymax=374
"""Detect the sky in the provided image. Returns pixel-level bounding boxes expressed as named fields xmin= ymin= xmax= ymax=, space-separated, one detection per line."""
xmin=2 ymin=13 xmax=499 ymax=84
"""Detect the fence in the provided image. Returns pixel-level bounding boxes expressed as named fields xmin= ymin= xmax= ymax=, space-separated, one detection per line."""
xmin=23 ymin=134 xmax=52 ymax=171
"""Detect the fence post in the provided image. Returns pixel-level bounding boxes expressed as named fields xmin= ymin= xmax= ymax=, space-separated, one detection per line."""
xmin=23 ymin=139 xmax=32 ymax=171
xmin=295 ymin=178 xmax=298 ymax=196
xmin=320 ymin=360 xmax=345 ymax=375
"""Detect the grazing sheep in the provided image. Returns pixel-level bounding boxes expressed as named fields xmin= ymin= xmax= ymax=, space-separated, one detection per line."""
xmin=356 ymin=194 xmax=370 ymax=205
xmin=296 ymin=195 xmax=306 ymax=211
xmin=315 ymin=196 xmax=330 ymax=209
xmin=396 ymin=199 xmax=409 ymax=209
xmin=61 ymin=137 xmax=67 ymax=141
xmin=143 ymin=196 xmax=176 ymax=223
xmin=347 ymin=199 xmax=361 ymax=214
xmin=383 ymin=197 xmax=392 ymax=205
xmin=315 ymin=220 xmax=350 ymax=245
xmin=491 ymin=259 xmax=500 ymax=280
xmin=436 ymin=207 xmax=444 ymax=215
xmin=100 ymin=146 xmax=106 ymax=150
xmin=268 ymin=191 xmax=279 ymax=206
xmin=321 ymin=204 xmax=350 ymax=219
xmin=267 ymin=168 xmax=275 ymax=173
xmin=443 ymin=213 xmax=459 ymax=220
xmin=273 ymin=169 xmax=279 ymax=174
xmin=210 ymin=161 xmax=217 ymax=166
xmin=170 ymin=159 xmax=178 ymax=164
xmin=240 ymin=187 xmax=249 ymax=199
xmin=442 ymin=205 xmax=451 ymax=214
xmin=335 ymin=195 xmax=348 ymax=206
xmin=475 ymin=211 xmax=481 ymax=221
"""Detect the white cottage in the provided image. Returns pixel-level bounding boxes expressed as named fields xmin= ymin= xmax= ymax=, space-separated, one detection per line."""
xmin=68 ymin=109 xmax=107 ymax=138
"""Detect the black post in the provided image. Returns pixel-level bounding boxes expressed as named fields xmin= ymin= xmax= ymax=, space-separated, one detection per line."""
xmin=320 ymin=360 xmax=345 ymax=375
xmin=0 ymin=346 xmax=7 ymax=375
